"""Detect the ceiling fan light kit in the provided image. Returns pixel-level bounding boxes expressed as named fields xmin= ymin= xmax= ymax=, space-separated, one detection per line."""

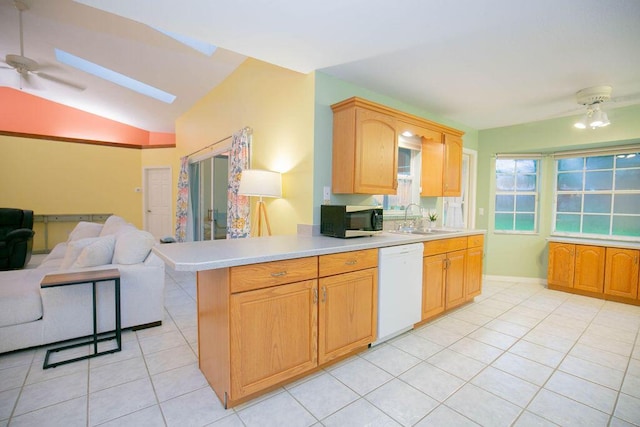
xmin=573 ymin=86 xmax=612 ymax=130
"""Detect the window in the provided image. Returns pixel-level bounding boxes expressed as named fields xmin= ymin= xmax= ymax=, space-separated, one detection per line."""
xmin=554 ymin=150 xmax=640 ymax=238
xmin=494 ymin=157 xmax=540 ymax=233
xmin=373 ymin=135 xmax=421 ymax=212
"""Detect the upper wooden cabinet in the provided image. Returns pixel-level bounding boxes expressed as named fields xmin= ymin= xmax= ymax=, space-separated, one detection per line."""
xmin=331 ymin=103 xmax=398 ymax=194
xmin=443 ymin=134 xmax=463 ymax=196
xmin=331 ymin=97 xmax=464 ymax=195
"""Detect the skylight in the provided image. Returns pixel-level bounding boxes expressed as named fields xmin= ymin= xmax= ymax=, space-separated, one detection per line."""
xmin=153 ymin=28 xmax=217 ymax=56
xmin=54 ymin=49 xmax=176 ymax=104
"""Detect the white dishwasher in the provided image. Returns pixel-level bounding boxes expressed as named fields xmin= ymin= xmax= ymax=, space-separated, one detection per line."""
xmin=373 ymin=243 xmax=424 ymax=345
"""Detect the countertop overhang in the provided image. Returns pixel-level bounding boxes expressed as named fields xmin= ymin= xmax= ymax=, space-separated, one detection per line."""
xmin=153 ymin=230 xmax=486 ymax=271
xmin=547 ymin=235 xmax=640 ymax=251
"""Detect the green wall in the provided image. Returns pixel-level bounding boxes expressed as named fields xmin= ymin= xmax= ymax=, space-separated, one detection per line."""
xmin=312 ymin=72 xmax=479 ymax=224
xmin=477 ymin=104 xmax=640 ymax=279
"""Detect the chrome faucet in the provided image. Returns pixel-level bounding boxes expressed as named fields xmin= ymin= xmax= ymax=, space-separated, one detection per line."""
xmin=401 ymin=203 xmax=423 ymax=231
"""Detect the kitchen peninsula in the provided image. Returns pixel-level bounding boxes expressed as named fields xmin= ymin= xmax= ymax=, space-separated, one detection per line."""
xmin=153 ymin=229 xmax=485 ymax=408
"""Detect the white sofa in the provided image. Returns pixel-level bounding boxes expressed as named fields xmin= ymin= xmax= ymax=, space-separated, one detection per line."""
xmin=0 ymin=216 xmax=165 ymax=354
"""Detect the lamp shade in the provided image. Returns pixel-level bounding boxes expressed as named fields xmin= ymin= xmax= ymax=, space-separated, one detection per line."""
xmin=238 ymin=169 xmax=282 ymax=198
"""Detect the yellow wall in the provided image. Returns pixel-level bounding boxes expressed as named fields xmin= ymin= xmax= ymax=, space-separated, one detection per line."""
xmin=0 ymin=135 xmax=143 ymax=250
xmin=176 ymin=58 xmax=316 ymax=235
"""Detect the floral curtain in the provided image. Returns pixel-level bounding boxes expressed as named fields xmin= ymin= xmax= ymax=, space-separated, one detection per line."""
xmin=174 ymin=156 xmax=190 ymax=242
xmin=227 ymin=128 xmax=251 ymax=238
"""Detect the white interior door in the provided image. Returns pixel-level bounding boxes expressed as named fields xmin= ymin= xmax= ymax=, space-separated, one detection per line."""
xmin=144 ymin=167 xmax=172 ymax=239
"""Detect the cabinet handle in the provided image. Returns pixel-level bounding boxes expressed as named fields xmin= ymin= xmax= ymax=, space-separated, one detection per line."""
xmin=270 ymin=271 xmax=287 ymax=277
xmin=322 ymin=286 xmax=327 ymax=303
xmin=345 ymin=260 xmax=357 ymax=266
xmin=313 ymin=288 xmax=318 ymax=304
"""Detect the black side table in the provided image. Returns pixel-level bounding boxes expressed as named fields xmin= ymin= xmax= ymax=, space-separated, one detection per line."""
xmin=41 ymin=268 xmax=122 ymax=369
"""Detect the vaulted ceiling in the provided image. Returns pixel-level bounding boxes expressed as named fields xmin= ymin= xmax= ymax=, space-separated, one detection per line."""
xmin=2 ymin=0 xmax=639 ymax=133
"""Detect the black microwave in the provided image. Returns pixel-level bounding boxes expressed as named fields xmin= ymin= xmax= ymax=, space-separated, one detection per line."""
xmin=320 ymin=205 xmax=383 ymax=238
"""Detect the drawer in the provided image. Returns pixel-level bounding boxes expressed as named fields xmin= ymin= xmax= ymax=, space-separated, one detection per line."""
xmin=230 ymin=257 xmax=318 ymax=293
xmin=467 ymin=234 xmax=484 ymax=248
xmin=319 ymin=249 xmax=378 ymax=277
xmin=423 ymin=237 xmax=467 ymax=256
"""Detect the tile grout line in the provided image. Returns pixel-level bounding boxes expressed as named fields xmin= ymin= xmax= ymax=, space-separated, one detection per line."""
xmin=516 ymin=294 xmax=625 ymax=425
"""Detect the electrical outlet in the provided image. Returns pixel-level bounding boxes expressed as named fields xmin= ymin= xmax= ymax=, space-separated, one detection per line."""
xmin=323 ymin=186 xmax=331 ymax=204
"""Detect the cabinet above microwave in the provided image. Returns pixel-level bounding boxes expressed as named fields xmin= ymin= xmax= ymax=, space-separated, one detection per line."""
xmin=330 ymin=97 xmax=464 ymax=196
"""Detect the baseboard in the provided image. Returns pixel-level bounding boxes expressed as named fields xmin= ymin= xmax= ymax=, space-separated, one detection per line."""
xmin=484 ymin=274 xmax=547 ymax=286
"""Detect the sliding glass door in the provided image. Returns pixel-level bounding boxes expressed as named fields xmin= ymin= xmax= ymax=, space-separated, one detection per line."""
xmin=191 ymin=152 xmax=229 ymax=240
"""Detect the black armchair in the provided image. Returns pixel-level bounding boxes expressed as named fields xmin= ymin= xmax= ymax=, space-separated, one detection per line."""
xmin=0 ymin=208 xmax=35 ymax=270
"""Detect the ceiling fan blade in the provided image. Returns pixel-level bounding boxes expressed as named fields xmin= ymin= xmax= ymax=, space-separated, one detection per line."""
xmin=612 ymin=93 xmax=640 ymax=104
xmin=36 ymin=72 xmax=86 ymax=91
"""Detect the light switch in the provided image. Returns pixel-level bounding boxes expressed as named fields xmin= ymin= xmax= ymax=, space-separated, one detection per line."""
xmin=479 ymin=208 xmax=484 ymax=215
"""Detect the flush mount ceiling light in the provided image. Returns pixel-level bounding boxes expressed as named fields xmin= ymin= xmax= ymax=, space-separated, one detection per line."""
xmin=573 ymin=86 xmax=612 ymax=129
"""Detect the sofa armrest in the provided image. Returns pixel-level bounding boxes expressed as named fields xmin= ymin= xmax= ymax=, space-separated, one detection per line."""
xmin=5 ymin=229 xmax=35 ymax=245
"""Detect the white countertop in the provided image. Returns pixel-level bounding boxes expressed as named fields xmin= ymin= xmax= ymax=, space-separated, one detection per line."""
xmin=153 ymin=230 xmax=485 ymax=271
xmin=547 ymin=235 xmax=640 ymax=250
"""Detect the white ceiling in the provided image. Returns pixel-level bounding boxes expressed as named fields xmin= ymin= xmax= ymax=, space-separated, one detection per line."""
xmin=2 ymin=0 xmax=640 ymax=133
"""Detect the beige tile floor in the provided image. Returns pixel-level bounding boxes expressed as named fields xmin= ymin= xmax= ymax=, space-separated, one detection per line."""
xmin=1 ymin=267 xmax=640 ymax=426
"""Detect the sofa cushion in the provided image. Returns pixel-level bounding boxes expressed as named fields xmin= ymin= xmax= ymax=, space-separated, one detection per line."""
xmin=113 ymin=230 xmax=155 ymax=265
xmin=68 ymin=221 xmax=103 ymax=242
xmin=60 ymin=237 xmax=100 ymax=269
xmin=72 ymin=235 xmax=115 ymax=268
xmin=99 ymin=215 xmax=127 ymax=237
xmin=42 ymin=242 xmax=67 ymax=264
xmin=0 ymin=269 xmax=45 ymax=328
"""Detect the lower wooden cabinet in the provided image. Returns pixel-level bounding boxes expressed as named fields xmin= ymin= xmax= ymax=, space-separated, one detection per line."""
xmin=604 ymin=247 xmax=639 ymax=299
xmin=198 ymin=250 xmax=378 ymax=408
xmin=230 ymin=279 xmax=318 ymax=399
xmin=421 ymin=234 xmax=484 ymax=322
xmin=465 ymin=244 xmax=484 ymax=300
xmin=422 ymin=253 xmax=446 ymax=319
xmin=548 ymin=242 xmax=575 ymax=288
xmin=444 ymin=250 xmax=467 ymax=309
xmin=318 ymin=268 xmax=377 ymax=364
xmin=575 ymin=245 xmax=605 ymax=293
xmin=548 ymin=242 xmax=605 ymax=293
xmin=548 ymin=241 xmax=640 ymax=305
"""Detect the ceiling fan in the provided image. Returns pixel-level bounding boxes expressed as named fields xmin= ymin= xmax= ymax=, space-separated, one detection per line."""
xmin=572 ymin=85 xmax=640 ymax=129
xmin=0 ymin=0 xmax=85 ymax=91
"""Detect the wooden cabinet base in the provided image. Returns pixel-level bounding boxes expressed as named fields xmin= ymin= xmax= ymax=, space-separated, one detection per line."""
xmin=547 ymin=283 xmax=640 ymax=307
xmin=217 ymin=343 xmax=371 ymax=409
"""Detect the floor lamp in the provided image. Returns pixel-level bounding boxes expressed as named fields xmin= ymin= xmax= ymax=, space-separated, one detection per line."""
xmin=239 ymin=169 xmax=282 ymax=236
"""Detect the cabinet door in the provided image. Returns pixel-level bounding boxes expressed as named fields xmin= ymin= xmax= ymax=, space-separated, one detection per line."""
xmin=422 ymin=254 xmax=446 ymax=320
xmin=445 ymin=249 xmax=467 ymax=309
xmin=604 ymin=248 xmax=639 ymax=299
xmin=574 ymin=245 xmax=605 ymax=293
xmin=318 ymin=268 xmax=377 ymax=364
xmin=443 ymin=134 xmax=463 ymax=197
xmin=230 ymin=280 xmax=318 ymax=399
xmin=547 ymin=242 xmax=575 ymax=287
xmin=465 ymin=247 xmax=483 ymax=300
xmin=421 ymin=136 xmax=444 ymax=197
xmin=354 ymin=108 xmax=398 ymax=194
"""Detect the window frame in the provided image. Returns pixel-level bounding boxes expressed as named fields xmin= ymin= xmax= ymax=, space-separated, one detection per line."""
xmin=551 ymin=146 xmax=640 ymax=241
xmin=493 ymin=155 xmax=541 ymax=235
xmin=374 ymin=135 xmax=422 ymax=217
